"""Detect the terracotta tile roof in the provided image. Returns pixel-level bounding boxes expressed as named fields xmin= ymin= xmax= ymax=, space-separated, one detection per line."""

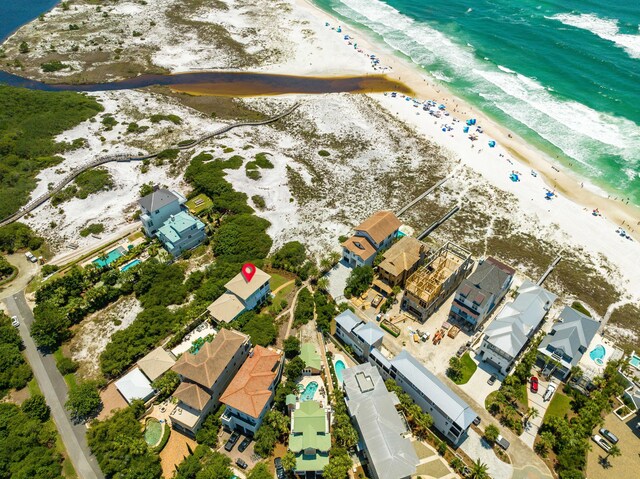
xmin=355 ymin=211 xmax=401 ymax=245
xmin=220 ymin=346 xmax=282 ymax=418
xmin=172 ymin=329 xmax=248 ymax=388
xmin=224 ymin=266 xmax=271 ymax=301
xmin=342 ymin=236 xmax=376 ymax=261
xmin=173 ymin=381 xmax=211 ymax=411
xmin=378 ymin=236 xmax=425 ymax=276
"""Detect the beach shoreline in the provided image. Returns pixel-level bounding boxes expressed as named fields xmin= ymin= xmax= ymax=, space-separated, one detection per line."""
xmin=293 ymin=0 xmax=640 ymax=240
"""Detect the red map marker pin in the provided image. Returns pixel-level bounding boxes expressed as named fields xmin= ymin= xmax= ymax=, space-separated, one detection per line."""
xmin=241 ymin=263 xmax=256 ymax=282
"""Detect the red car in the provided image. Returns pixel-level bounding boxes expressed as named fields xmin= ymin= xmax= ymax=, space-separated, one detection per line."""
xmin=530 ymin=376 xmax=539 ymax=393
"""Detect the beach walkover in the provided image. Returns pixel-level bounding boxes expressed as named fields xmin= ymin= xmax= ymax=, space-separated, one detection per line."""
xmin=0 ymin=102 xmax=300 ymax=228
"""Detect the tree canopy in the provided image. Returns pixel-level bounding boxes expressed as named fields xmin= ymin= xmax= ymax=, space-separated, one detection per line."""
xmin=0 ymin=312 xmax=32 ymax=397
xmin=344 ymin=265 xmax=373 ymax=298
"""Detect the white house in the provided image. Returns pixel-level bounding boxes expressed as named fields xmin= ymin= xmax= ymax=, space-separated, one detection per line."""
xmin=138 ymin=188 xmax=186 ymax=237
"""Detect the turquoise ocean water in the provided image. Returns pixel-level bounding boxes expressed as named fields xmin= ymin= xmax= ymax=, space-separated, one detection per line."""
xmin=313 ymin=0 xmax=640 ymax=205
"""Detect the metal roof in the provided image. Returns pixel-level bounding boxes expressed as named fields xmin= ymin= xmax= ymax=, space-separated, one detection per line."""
xmin=343 ymin=363 xmax=418 ymax=479
xmin=335 ymin=310 xmax=361 ymax=333
xmin=457 ymin=257 xmax=513 ymax=307
xmin=390 ymin=350 xmax=477 ymax=429
xmin=354 ymin=321 xmax=385 ymax=347
xmin=115 ymin=367 xmax=155 ymax=405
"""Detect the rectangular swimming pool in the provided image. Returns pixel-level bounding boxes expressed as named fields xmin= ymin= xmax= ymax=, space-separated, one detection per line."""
xmin=92 ymin=246 xmax=126 ymax=268
xmin=120 ymin=259 xmax=141 ymax=272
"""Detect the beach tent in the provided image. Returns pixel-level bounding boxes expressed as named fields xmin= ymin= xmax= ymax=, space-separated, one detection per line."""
xmin=438 ymin=104 xmax=446 ymax=110
xmin=463 ymin=126 xmax=469 ymax=133
xmin=488 ymin=140 xmax=496 ymax=148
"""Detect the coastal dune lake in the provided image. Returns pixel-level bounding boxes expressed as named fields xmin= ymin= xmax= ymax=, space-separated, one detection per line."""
xmin=0 ymin=69 xmax=411 ymax=97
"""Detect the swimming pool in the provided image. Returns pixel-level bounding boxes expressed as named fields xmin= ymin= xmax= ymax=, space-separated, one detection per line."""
xmin=300 ymin=381 xmax=319 ymax=402
xmin=630 ymin=353 xmax=640 ymax=369
xmin=120 ymin=259 xmax=141 ymax=272
xmin=144 ymin=418 xmax=163 ymax=446
xmin=589 ymin=344 xmax=606 ymax=366
xmin=334 ymin=360 xmax=346 ymax=385
xmin=92 ymin=246 xmax=126 ymax=268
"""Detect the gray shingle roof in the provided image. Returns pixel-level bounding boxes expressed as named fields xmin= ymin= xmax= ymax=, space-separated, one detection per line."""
xmin=343 ymin=363 xmax=418 ymax=479
xmin=138 ymin=188 xmax=179 ymax=212
xmin=538 ymin=306 xmax=600 ymax=368
xmin=390 ymin=350 xmax=477 ymax=429
xmin=335 ymin=310 xmax=361 ymax=333
xmin=458 ymin=257 xmax=513 ymax=307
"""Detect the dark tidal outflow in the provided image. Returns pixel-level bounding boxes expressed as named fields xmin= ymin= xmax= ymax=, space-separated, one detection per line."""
xmin=0 ymin=69 xmax=409 ymax=96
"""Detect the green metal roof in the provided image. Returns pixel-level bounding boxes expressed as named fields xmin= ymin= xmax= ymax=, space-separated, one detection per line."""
xmin=157 ymin=211 xmax=204 ymax=243
xmin=300 ymin=343 xmax=322 ymax=371
xmin=289 ymin=401 xmax=331 ymax=466
xmin=286 ymin=394 xmax=297 ymax=406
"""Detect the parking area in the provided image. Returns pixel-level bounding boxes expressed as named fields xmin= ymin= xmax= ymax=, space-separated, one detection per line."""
xmin=324 ymin=260 xmax=351 ymax=302
xmin=460 ymin=429 xmax=513 ymax=479
xmin=458 ymin=350 xmax=502 ymax=405
xmin=217 ymin=429 xmax=261 ymax=471
xmin=586 ymin=413 xmax=640 ymax=479
xmin=522 ymin=373 xmax=555 ymax=448
xmin=378 ymin=294 xmax=477 ymax=376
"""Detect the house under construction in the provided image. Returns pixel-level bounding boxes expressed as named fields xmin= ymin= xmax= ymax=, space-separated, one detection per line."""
xmin=401 ymin=242 xmax=473 ymax=323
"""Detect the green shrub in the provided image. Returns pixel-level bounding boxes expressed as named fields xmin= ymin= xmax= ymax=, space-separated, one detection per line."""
xmin=318 ymin=150 xmax=331 ymax=157
xmin=40 ymin=60 xmax=70 ymax=72
xmin=177 ymin=139 xmax=194 ymax=147
xmin=150 ymin=113 xmax=181 ymax=124
xmin=252 ymin=195 xmax=266 ymax=209
xmin=80 ymin=223 xmax=104 ymax=237
xmin=153 ymin=424 xmax=171 ymax=453
xmin=156 ymin=148 xmax=180 ymax=161
xmin=254 ymin=152 xmax=274 ymax=168
xmin=246 ymin=169 xmax=261 ymax=180
xmin=56 ymin=356 xmax=79 ymax=375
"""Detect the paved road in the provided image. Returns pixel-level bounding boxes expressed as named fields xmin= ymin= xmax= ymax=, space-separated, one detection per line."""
xmin=0 ymin=253 xmax=38 ymax=300
xmin=4 ymin=292 xmax=103 ymax=479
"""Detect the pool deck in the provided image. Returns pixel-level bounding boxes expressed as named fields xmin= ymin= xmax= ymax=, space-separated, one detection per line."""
xmin=297 ymin=375 xmax=327 ymax=407
xmin=578 ymin=334 xmax=623 ymax=377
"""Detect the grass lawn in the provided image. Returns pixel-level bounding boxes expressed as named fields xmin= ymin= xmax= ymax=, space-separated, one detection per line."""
xmin=544 ymin=391 xmax=572 ymax=421
xmin=185 ymin=193 xmax=213 ymax=215
xmin=456 ymin=353 xmax=478 ymax=384
xmin=273 ymin=282 xmax=295 ymax=305
xmin=270 ymin=273 xmax=291 ymax=292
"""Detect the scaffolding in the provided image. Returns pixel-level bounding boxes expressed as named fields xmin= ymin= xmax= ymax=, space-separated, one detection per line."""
xmin=405 ymin=242 xmax=471 ymax=304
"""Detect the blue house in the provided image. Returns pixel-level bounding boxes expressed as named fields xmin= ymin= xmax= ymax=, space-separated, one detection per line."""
xmin=156 ymin=211 xmax=206 ymax=257
xmin=138 ymin=188 xmax=186 ymax=237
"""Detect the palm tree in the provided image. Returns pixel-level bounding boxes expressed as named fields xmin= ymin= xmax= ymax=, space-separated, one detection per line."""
xmin=604 ymin=444 xmax=621 ymax=465
xmin=470 ymin=458 xmax=489 ymax=479
xmin=525 ymin=407 xmax=539 ymax=425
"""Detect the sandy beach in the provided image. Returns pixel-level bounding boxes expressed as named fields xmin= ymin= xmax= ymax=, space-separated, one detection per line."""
xmin=293 ymin=0 xmax=640 ymax=238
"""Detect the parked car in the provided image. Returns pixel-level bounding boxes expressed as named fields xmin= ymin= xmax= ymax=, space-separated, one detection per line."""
xmin=530 ymin=376 xmax=539 ymax=393
xmin=599 ymin=428 xmax=619 ymax=445
xmin=473 ymin=416 xmax=481 ymax=426
xmin=495 ymin=435 xmax=510 ymax=450
xmin=25 ymin=251 xmax=37 ymax=263
xmin=11 ymin=316 xmax=20 ymax=328
xmin=224 ymin=432 xmax=240 ymax=451
xmin=274 ymin=457 xmax=285 ymax=479
xmin=543 ymin=383 xmax=556 ymax=402
xmin=238 ymin=437 xmax=251 ymax=452
xmin=456 ymin=345 xmax=466 ymax=357
xmin=592 ymin=434 xmax=612 ymax=453
xmin=235 ymin=458 xmax=248 ymax=469
xmin=371 ymin=294 xmax=383 ymax=307
xmin=488 ymin=375 xmax=497 ymax=386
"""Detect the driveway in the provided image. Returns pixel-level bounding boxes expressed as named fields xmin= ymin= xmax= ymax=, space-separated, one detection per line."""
xmin=586 ymin=413 xmax=640 ymax=479
xmin=3 ymin=292 xmax=104 ymax=479
xmin=323 ymin=260 xmax=351 ymax=302
xmin=458 ymin=350 xmax=502 ymax=406
xmin=460 ymin=429 xmax=512 ymax=479
xmin=0 ymin=253 xmax=38 ymax=299
xmin=522 ymin=373 xmax=552 ymax=448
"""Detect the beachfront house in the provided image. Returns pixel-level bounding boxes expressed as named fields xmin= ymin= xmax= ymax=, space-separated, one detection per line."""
xmin=206 ymin=266 xmax=271 ymax=324
xmin=537 ymin=306 xmax=600 ymax=380
xmin=300 ymin=342 xmax=323 ymax=375
xmin=335 ymin=310 xmax=384 ymax=360
xmin=342 ymin=211 xmax=401 ymax=267
xmin=138 ymin=188 xmax=186 ymax=237
xmin=288 ymin=400 xmax=331 ymax=478
xmin=342 ymin=363 xmax=419 ymax=479
xmin=156 ymin=211 xmax=206 ymax=257
xmin=448 ymin=257 xmax=515 ymax=332
xmin=169 ymin=329 xmax=251 ymax=437
xmin=402 ymin=242 xmax=473 ymax=323
xmin=220 ymin=346 xmax=283 ymax=436
xmin=374 ymin=236 xmax=428 ymax=296
xmin=479 ymin=280 xmax=557 ymax=375
xmin=369 ymin=349 xmax=476 ymax=445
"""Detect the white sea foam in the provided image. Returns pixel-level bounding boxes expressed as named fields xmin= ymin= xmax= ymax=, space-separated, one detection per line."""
xmin=548 ymin=13 xmax=640 ymax=59
xmin=332 ymin=0 xmax=640 ymax=180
